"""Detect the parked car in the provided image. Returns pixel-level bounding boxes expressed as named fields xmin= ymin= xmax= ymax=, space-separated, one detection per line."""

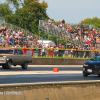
xmin=0 ymin=48 xmax=33 ymax=69
xmin=83 ymin=55 xmax=100 ymax=77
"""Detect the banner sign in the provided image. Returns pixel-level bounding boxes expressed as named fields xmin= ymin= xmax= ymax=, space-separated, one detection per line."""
xmin=90 ymin=51 xmax=95 ymax=58
xmin=49 ymin=50 xmax=54 ymax=56
xmin=22 ymin=49 xmax=34 ymax=56
xmin=33 ymin=49 xmax=37 ymax=56
xmin=64 ymin=50 xmax=69 ymax=57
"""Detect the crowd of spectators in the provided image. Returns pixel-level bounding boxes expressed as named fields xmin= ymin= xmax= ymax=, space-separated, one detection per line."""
xmin=0 ymin=19 xmax=100 ymax=58
xmin=0 ymin=25 xmax=67 ymax=49
xmin=43 ymin=19 xmax=100 ymax=51
xmin=0 ymin=26 xmax=38 ymax=48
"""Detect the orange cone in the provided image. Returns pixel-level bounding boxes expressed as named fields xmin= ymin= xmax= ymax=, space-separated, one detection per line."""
xmin=53 ymin=68 xmax=59 ymax=72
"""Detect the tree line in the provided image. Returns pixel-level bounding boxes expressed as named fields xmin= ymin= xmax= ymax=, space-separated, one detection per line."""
xmin=0 ymin=0 xmax=49 ymax=34
xmin=0 ymin=0 xmax=100 ymax=45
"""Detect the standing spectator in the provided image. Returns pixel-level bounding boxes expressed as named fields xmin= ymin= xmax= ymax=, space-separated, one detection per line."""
xmin=62 ymin=19 xmax=65 ymax=27
xmin=81 ymin=21 xmax=83 ymax=34
xmin=42 ymin=45 xmax=45 ymax=57
xmin=48 ymin=19 xmax=52 ymax=28
xmin=89 ymin=24 xmax=93 ymax=31
xmin=54 ymin=45 xmax=58 ymax=57
xmin=70 ymin=47 xmax=73 ymax=57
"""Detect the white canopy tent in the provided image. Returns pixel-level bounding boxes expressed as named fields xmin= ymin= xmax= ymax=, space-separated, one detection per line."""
xmin=37 ymin=40 xmax=55 ymax=47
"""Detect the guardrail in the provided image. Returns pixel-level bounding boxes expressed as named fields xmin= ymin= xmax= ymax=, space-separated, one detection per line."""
xmin=21 ymin=48 xmax=98 ymax=58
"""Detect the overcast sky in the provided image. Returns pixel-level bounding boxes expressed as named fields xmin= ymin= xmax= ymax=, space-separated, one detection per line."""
xmin=1 ymin=0 xmax=100 ymax=24
xmin=39 ymin=0 xmax=100 ymax=24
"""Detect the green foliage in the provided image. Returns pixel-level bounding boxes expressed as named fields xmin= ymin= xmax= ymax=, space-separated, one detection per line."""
xmin=50 ymin=18 xmax=55 ymax=22
xmin=82 ymin=17 xmax=100 ymax=28
xmin=2 ymin=0 xmax=49 ymax=34
xmin=54 ymin=21 xmax=61 ymax=25
xmin=17 ymin=0 xmax=49 ymax=33
xmin=48 ymin=36 xmax=66 ymax=45
xmin=0 ymin=3 xmax=12 ymax=16
xmin=7 ymin=0 xmax=20 ymax=9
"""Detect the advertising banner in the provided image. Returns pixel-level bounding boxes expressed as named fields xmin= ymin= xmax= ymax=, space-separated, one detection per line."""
xmin=33 ymin=49 xmax=37 ymax=56
xmin=90 ymin=51 xmax=95 ymax=58
xmin=49 ymin=50 xmax=54 ymax=56
xmin=22 ymin=49 xmax=34 ymax=56
xmin=64 ymin=50 xmax=68 ymax=57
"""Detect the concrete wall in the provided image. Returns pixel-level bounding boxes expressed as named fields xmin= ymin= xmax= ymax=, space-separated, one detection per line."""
xmin=0 ymin=83 xmax=100 ymax=100
xmin=29 ymin=58 xmax=90 ymax=65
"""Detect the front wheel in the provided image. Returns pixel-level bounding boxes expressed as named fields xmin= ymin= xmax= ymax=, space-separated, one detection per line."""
xmin=2 ymin=65 xmax=6 ymax=69
xmin=98 ymin=74 xmax=100 ymax=77
xmin=83 ymin=74 xmax=88 ymax=77
xmin=6 ymin=60 xmax=12 ymax=69
xmin=21 ymin=62 xmax=28 ymax=69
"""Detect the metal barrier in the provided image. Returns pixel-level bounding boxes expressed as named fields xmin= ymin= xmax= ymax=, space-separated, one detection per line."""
xmin=22 ymin=48 xmax=99 ymax=58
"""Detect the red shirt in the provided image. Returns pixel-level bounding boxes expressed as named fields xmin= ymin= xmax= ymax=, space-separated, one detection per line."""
xmin=35 ymin=38 xmax=37 ymax=42
xmin=87 ymin=41 xmax=91 ymax=44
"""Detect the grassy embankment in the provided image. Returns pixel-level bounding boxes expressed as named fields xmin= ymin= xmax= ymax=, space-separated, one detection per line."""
xmin=32 ymin=56 xmax=90 ymax=59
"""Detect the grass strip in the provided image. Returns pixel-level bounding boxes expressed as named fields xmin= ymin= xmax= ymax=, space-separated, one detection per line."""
xmin=32 ymin=56 xmax=90 ymax=59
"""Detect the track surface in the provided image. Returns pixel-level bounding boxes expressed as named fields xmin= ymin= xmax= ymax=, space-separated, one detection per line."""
xmin=0 ymin=65 xmax=100 ymax=84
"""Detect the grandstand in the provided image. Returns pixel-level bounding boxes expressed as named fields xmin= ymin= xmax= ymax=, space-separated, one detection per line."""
xmin=0 ymin=17 xmax=38 ymax=48
xmin=38 ymin=20 xmax=82 ymax=47
xmin=1 ymin=15 xmax=100 ymax=51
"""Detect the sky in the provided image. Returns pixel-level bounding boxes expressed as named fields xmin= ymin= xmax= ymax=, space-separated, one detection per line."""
xmin=39 ymin=0 xmax=100 ymax=24
xmin=1 ymin=0 xmax=100 ymax=24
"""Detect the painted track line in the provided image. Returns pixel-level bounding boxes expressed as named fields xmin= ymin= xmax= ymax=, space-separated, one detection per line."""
xmin=0 ymin=65 xmax=83 ymax=68
xmin=0 ymin=71 xmax=82 ymax=75
xmin=28 ymin=65 xmax=83 ymax=67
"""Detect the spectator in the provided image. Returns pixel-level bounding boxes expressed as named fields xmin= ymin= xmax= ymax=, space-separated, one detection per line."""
xmin=89 ymin=24 xmax=93 ymax=31
xmin=42 ymin=45 xmax=45 ymax=57
xmin=48 ymin=19 xmax=52 ymax=28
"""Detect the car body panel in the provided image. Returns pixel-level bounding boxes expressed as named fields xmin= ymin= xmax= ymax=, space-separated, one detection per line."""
xmin=0 ymin=48 xmax=33 ymax=66
xmin=83 ymin=56 xmax=100 ymax=75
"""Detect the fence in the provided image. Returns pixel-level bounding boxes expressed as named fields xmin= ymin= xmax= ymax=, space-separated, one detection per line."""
xmin=21 ymin=48 xmax=99 ymax=58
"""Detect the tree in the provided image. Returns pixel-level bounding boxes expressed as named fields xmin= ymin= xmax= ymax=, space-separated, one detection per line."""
xmin=1 ymin=0 xmax=49 ymax=34
xmin=0 ymin=3 xmax=12 ymax=17
xmin=10 ymin=0 xmax=49 ymax=33
xmin=82 ymin=17 xmax=100 ymax=28
xmin=7 ymin=0 xmax=20 ymax=9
